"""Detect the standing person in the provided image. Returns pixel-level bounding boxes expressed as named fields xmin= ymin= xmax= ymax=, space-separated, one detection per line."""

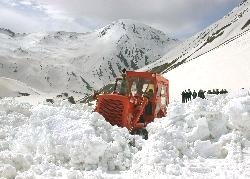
xmin=119 ymin=73 xmax=128 ymax=95
xmin=198 ymin=89 xmax=203 ymax=98
xmin=181 ymin=91 xmax=185 ymax=103
xmin=192 ymin=90 xmax=197 ymax=99
xmin=201 ymin=90 xmax=206 ymax=99
xmin=187 ymin=89 xmax=192 ymax=101
xmin=184 ymin=90 xmax=188 ymax=103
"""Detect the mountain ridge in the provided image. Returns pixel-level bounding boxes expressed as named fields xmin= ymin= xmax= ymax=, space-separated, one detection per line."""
xmin=141 ymin=0 xmax=250 ymax=73
xmin=0 ymin=19 xmax=179 ymax=96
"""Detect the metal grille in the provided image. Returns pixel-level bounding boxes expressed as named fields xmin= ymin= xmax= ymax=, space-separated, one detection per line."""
xmin=99 ymin=98 xmax=124 ymax=126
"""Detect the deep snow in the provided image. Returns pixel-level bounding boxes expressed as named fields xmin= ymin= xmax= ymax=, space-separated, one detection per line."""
xmin=0 ymin=89 xmax=249 ymax=178
xmin=165 ymin=29 xmax=250 ymax=101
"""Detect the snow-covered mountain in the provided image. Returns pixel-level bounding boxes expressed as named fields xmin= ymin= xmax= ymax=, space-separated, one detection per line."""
xmin=166 ymin=27 xmax=250 ymax=101
xmin=142 ymin=0 xmax=250 ymax=73
xmin=0 ymin=28 xmax=16 ymax=37
xmin=0 ymin=19 xmax=179 ymax=96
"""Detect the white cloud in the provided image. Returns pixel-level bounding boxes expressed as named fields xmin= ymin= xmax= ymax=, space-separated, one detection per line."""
xmin=0 ymin=2 xmax=90 ymax=33
xmin=26 ymin=0 xmax=241 ymax=37
xmin=0 ymin=0 xmax=242 ymax=38
xmin=0 ymin=4 xmax=42 ymax=32
xmin=19 ymin=0 xmax=32 ymax=6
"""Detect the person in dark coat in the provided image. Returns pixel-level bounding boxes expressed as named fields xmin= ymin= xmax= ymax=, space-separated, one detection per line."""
xmin=215 ymin=89 xmax=220 ymax=95
xmin=145 ymin=89 xmax=153 ymax=115
xmin=192 ymin=90 xmax=197 ymax=99
xmin=201 ymin=90 xmax=206 ymax=99
xmin=181 ymin=91 xmax=185 ymax=103
xmin=187 ymin=89 xmax=192 ymax=101
xmin=198 ymin=90 xmax=206 ymax=99
xmin=120 ymin=73 xmax=128 ymax=95
xmin=198 ymin=90 xmax=202 ymax=98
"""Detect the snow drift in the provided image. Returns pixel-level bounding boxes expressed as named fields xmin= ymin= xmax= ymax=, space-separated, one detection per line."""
xmin=132 ymin=89 xmax=250 ymax=178
xmin=0 ymin=99 xmax=143 ymax=178
xmin=0 ymin=89 xmax=249 ymax=178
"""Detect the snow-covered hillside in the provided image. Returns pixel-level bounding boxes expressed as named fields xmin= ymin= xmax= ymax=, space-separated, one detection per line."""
xmin=0 ymin=77 xmax=40 ymax=97
xmin=142 ymin=0 xmax=250 ymax=73
xmin=166 ymin=28 xmax=250 ymax=101
xmin=0 ymin=19 xmax=179 ymax=96
xmin=0 ymin=28 xmax=16 ymax=37
xmin=0 ymin=89 xmax=249 ymax=178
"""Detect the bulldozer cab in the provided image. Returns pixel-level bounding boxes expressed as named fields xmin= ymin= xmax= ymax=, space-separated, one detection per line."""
xmin=114 ymin=75 xmax=155 ymax=97
xmin=95 ymin=70 xmax=169 ymax=133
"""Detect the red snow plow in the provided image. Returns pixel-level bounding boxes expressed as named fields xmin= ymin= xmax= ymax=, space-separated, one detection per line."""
xmin=94 ymin=70 xmax=169 ymax=138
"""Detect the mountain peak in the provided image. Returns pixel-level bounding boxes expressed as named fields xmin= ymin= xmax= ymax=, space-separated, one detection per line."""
xmin=0 ymin=19 xmax=179 ymax=94
xmin=0 ymin=28 xmax=15 ymax=37
xmin=108 ymin=19 xmax=164 ymax=34
xmin=113 ymin=19 xmax=152 ymax=29
xmin=98 ymin=19 xmax=177 ymax=44
xmin=98 ymin=19 xmax=149 ymax=37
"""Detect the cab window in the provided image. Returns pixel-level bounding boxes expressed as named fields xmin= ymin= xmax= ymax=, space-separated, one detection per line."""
xmin=128 ymin=77 xmax=154 ymax=96
xmin=160 ymin=86 xmax=166 ymax=105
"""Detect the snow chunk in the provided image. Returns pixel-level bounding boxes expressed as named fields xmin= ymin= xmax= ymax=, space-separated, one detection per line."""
xmin=0 ymin=164 xmax=17 ymax=179
xmin=194 ymin=140 xmax=228 ymax=158
xmin=187 ymin=117 xmax=210 ymax=142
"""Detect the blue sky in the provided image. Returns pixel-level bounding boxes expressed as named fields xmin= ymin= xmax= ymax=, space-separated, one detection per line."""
xmin=0 ymin=0 xmax=242 ymax=39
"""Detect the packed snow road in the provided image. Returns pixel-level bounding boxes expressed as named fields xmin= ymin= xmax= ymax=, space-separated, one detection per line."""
xmin=0 ymin=89 xmax=250 ymax=178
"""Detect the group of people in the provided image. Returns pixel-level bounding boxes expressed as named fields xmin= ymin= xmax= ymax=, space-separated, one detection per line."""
xmin=181 ymin=89 xmax=206 ymax=103
xmin=207 ymin=89 xmax=228 ymax=95
xmin=181 ymin=88 xmax=229 ymax=103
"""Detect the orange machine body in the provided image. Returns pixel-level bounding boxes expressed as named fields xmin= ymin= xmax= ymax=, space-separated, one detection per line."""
xmin=95 ymin=71 xmax=169 ymax=132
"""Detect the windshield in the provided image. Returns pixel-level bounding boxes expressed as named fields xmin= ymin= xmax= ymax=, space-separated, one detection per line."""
xmin=129 ymin=77 xmax=154 ymax=97
xmin=114 ymin=76 xmax=155 ymax=97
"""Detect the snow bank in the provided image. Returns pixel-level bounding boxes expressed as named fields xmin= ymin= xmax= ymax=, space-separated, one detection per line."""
xmin=131 ymin=89 xmax=250 ymax=178
xmin=0 ymin=89 xmax=249 ymax=178
xmin=0 ymin=99 xmax=142 ymax=178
